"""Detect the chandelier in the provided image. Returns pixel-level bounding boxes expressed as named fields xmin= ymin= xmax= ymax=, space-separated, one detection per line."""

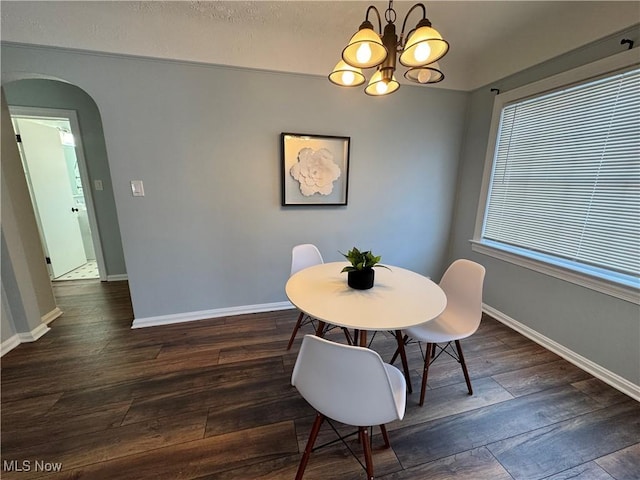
xmin=329 ymin=0 xmax=448 ymax=96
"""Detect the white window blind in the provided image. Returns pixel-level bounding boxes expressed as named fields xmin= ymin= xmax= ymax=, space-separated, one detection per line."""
xmin=482 ymin=67 xmax=640 ymax=288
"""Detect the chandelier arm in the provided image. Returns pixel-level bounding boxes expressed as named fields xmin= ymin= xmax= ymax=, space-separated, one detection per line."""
xmin=365 ymin=5 xmax=383 ymax=33
xmin=399 ymin=3 xmax=427 ymax=45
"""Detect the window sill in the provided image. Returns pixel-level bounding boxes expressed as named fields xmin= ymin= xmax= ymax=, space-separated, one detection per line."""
xmin=470 ymin=240 xmax=640 ymax=305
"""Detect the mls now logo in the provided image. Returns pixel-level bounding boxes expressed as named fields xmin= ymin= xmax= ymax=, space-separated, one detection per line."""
xmin=3 ymin=459 xmax=62 ymax=472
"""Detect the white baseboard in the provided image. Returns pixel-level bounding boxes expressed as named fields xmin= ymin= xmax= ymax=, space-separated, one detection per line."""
xmin=42 ymin=307 xmax=63 ymax=325
xmin=0 ymin=334 xmax=21 ymax=356
xmin=484 ymin=303 xmax=640 ymax=402
xmin=132 ymin=301 xmax=294 ymax=329
xmin=107 ymin=274 xmax=128 ymax=281
xmin=1 ymin=322 xmax=51 ymax=357
xmin=18 ymin=323 xmax=50 ymax=342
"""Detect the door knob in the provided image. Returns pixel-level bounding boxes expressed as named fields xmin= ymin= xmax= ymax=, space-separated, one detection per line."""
xmin=71 ymin=207 xmax=79 ymax=212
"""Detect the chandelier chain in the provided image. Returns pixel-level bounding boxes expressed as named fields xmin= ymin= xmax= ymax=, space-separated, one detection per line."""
xmin=385 ymin=1 xmax=397 ymax=24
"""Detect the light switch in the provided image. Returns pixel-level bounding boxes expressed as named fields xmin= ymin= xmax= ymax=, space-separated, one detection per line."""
xmin=131 ymin=180 xmax=145 ymax=197
xmin=94 ymin=179 xmax=103 ymax=191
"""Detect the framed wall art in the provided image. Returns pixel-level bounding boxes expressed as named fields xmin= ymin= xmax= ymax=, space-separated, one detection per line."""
xmin=281 ymin=132 xmax=350 ymax=206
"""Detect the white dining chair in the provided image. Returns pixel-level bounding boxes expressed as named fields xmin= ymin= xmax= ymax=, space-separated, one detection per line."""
xmin=393 ymin=259 xmax=486 ymax=406
xmin=292 ymin=334 xmax=406 ymax=480
xmin=287 ymin=244 xmax=324 ymax=350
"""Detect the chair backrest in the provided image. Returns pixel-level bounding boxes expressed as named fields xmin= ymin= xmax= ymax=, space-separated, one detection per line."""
xmin=292 ymin=335 xmax=405 ymax=427
xmin=291 ymin=244 xmax=324 ymax=276
xmin=439 ymin=259 xmax=486 ymax=332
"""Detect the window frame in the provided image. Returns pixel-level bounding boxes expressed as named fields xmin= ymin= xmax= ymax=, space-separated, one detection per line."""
xmin=473 ymin=48 xmax=640 ymax=304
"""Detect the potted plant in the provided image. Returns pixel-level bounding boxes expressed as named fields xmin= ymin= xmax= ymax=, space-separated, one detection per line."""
xmin=340 ymin=247 xmax=389 ymax=290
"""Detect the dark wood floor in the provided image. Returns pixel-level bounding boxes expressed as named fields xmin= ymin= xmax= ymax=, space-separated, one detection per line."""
xmin=1 ymin=280 xmax=639 ymax=480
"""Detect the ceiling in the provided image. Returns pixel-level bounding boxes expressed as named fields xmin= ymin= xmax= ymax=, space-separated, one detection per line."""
xmin=1 ymin=1 xmax=638 ymax=91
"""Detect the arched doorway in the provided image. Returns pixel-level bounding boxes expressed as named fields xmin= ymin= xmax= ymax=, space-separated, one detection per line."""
xmin=3 ymin=78 xmax=127 ymax=284
xmin=1 ymin=76 xmax=128 ymax=352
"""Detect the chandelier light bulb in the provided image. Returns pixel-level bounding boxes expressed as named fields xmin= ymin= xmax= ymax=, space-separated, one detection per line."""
xmin=404 ymin=62 xmax=444 ymax=84
xmin=413 ymin=42 xmax=431 ymax=63
xmin=365 ymin=70 xmax=400 ymax=96
xmin=356 ymin=43 xmax=373 ymax=64
xmin=400 ymin=22 xmax=449 ymax=68
xmin=342 ymin=24 xmax=387 ymax=68
xmin=417 ymin=68 xmax=432 ymax=83
xmin=329 ymin=60 xmax=365 ymax=87
xmin=341 ymin=70 xmax=355 ymax=85
xmin=376 ymin=80 xmax=388 ymax=95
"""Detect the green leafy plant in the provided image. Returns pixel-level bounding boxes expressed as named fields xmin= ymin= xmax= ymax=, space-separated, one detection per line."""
xmin=340 ymin=247 xmax=390 ymax=273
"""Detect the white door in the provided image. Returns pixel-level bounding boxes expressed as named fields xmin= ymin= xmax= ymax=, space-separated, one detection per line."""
xmin=16 ymin=118 xmax=87 ymax=278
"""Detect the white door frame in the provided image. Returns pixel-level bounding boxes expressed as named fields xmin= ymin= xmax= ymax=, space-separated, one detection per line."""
xmin=10 ymin=106 xmax=107 ymax=282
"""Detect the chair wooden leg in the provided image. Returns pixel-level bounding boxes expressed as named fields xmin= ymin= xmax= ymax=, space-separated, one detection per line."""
xmin=295 ymin=413 xmax=325 ymax=480
xmin=455 ymin=340 xmax=473 ymax=395
xmin=390 ymin=350 xmax=398 ymax=364
xmin=287 ymin=312 xmax=305 ymax=350
xmin=389 ymin=334 xmax=408 ymax=365
xmin=419 ymin=343 xmax=433 ymax=406
xmin=359 ymin=427 xmax=374 ymax=480
xmin=342 ymin=328 xmax=354 ymax=345
xmin=394 ymin=331 xmax=413 ymax=394
xmin=379 ymin=424 xmax=390 ymax=448
xmin=315 ymin=321 xmax=326 ymax=338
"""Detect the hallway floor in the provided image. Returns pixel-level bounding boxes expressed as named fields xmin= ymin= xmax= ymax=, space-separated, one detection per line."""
xmin=54 ymin=260 xmax=99 ymax=281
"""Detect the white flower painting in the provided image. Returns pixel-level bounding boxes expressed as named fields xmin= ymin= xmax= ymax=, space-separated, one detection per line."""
xmin=281 ymin=133 xmax=350 ymax=206
xmin=290 ymin=147 xmax=342 ymax=196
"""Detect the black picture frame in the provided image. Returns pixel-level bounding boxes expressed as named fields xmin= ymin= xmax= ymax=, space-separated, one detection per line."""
xmin=281 ymin=132 xmax=350 ymax=206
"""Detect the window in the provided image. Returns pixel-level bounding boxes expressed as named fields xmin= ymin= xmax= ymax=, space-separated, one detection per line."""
xmin=474 ymin=50 xmax=640 ymax=303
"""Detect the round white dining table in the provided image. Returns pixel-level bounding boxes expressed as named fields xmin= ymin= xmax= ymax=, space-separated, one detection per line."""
xmin=285 ymin=261 xmax=447 ymax=393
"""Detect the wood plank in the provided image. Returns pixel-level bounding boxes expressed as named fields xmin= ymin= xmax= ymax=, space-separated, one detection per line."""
xmin=121 ymin=367 xmax=291 ymax=425
xmin=1 ymin=342 xmax=237 ymax=403
xmin=0 ymin=393 xmax=62 ymax=425
xmin=0 ymin=344 xmax=162 ymax=383
xmin=186 ymin=450 xmax=360 ymax=480
xmin=46 ymin=383 xmax=136 ymax=417
xmin=487 ymin=400 xmax=640 ymax=479
xmin=492 ymin=358 xmax=593 ymax=397
xmin=389 ymin=377 xmax=514 ymax=430
xmin=376 ymin=447 xmax=513 ymax=480
xmin=155 ymin=342 xmax=220 ymax=362
xmin=205 ymin=390 xmax=312 ymax=437
xmin=45 ymin=421 xmax=299 ymax=480
xmin=218 ymin=338 xmax=294 ymax=364
xmin=3 ymin=402 xmax=130 ymax=451
xmin=392 ymin=385 xmax=602 ymax=468
xmin=595 ymin=443 xmax=640 ymax=480
xmin=402 ymin=342 xmax=560 ymax=391
xmin=572 ymin=378 xmax=635 ymax=406
xmin=1 ymin=410 xmax=208 ymax=479
xmin=538 ymin=462 xmax=615 ymax=480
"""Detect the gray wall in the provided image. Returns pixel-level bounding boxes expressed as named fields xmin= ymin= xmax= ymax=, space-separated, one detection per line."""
xmin=3 ymin=79 xmax=127 ymax=277
xmin=1 ymin=43 xmax=468 ymax=321
xmin=448 ymin=26 xmax=640 ymax=386
xmin=1 ymin=282 xmax=17 ymax=342
xmin=1 ymin=90 xmax=56 ymax=343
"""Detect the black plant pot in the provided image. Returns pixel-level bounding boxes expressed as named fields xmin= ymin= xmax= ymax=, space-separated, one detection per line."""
xmin=347 ymin=269 xmax=375 ymax=290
